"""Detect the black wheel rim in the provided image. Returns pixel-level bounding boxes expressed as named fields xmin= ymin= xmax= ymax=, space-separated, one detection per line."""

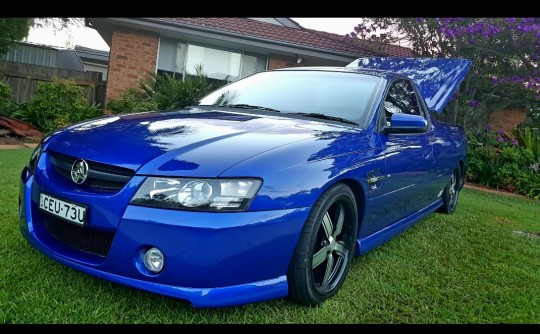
xmin=311 ymin=196 xmax=355 ymax=294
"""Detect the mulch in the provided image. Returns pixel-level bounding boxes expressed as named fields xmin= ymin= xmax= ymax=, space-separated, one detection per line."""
xmin=0 ymin=116 xmax=43 ymax=149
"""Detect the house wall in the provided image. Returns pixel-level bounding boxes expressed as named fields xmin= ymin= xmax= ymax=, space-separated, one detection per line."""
xmin=268 ymin=54 xmax=302 ymax=70
xmin=488 ymin=107 xmax=527 ymax=135
xmin=105 ymin=33 xmax=330 ymax=108
xmin=106 ymin=27 xmax=159 ymax=105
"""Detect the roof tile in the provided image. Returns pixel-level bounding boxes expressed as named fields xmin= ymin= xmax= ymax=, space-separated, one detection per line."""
xmin=158 ymin=17 xmax=413 ymax=58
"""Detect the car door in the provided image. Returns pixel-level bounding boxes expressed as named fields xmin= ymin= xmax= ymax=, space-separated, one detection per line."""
xmin=361 ymin=79 xmax=433 ymax=237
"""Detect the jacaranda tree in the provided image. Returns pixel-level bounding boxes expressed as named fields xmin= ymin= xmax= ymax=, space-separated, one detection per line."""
xmin=349 ymin=18 xmax=540 ymax=133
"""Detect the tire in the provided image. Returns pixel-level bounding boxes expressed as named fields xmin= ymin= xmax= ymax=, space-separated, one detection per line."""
xmin=287 ymin=183 xmax=358 ymax=306
xmin=438 ymin=167 xmax=460 ymax=214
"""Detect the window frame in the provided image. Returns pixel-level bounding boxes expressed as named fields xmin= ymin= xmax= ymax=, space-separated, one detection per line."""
xmin=377 ymin=78 xmax=432 ymax=133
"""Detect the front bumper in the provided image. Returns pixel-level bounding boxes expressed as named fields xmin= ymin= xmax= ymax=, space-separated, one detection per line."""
xmin=19 ymin=168 xmax=310 ymax=308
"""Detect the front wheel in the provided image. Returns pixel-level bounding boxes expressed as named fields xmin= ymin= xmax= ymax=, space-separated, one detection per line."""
xmin=287 ymin=183 xmax=358 ymax=306
xmin=438 ymin=167 xmax=461 ymax=214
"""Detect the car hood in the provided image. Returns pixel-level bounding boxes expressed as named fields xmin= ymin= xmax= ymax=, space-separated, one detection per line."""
xmin=347 ymin=57 xmax=472 ymax=113
xmin=44 ymin=108 xmax=359 ymax=177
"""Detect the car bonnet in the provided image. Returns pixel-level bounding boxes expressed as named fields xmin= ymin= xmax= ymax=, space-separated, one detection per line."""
xmin=42 ymin=109 xmax=345 ymax=176
xmin=347 ymin=57 xmax=472 ymax=113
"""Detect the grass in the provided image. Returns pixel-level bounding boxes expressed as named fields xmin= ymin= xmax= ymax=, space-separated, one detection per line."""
xmin=1 ymin=148 xmax=539 ymax=324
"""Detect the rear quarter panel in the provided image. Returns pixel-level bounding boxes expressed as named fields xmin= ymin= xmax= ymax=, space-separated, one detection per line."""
xmin=430 ymin=118 xmax=468 ymax=189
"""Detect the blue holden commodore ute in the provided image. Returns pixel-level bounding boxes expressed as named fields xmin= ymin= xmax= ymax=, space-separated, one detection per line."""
xmin=19 ymin=57 xmax=471 ymax=308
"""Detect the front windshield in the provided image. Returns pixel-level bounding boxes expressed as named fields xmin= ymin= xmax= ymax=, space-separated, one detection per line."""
xmin=196 ymin=70 xmax=382 ymax=127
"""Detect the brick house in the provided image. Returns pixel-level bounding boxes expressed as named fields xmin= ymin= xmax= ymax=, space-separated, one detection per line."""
xmin=85 ymin=17 xmax=413 ymax=106
xmin=488 ymin=108 xmax=528 ymax=135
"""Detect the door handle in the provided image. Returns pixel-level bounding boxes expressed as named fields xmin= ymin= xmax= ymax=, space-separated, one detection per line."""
xmin=367 ymin=175 xmax=385 ymax=184
xmin=367 ymin=170 xmax=389 ymax=190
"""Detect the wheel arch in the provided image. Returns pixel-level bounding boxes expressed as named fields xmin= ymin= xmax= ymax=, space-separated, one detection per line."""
xmin=458 ymin=159 xmax=466 ymax=190
xmin=286 ymin=178 xmax=363 ymax=306
xmin=334 ymin=177 xmax=366 ymax=255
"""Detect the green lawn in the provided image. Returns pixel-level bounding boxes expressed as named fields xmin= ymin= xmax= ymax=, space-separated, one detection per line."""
xmin=1 ymin=148 xmax=539 ymax=324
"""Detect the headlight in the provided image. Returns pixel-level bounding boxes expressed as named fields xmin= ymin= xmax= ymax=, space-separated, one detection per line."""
xmin=130 ymin=177 xmax=262 ymax=212
xmin=27 ymin=143 xmax=43 ymax=174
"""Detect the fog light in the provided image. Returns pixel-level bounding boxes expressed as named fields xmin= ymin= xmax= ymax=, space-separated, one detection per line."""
xmin=143 ymin=247 xmax=164 ymax=273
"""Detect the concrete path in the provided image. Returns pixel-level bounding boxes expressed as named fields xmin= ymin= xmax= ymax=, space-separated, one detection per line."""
xmin=0 ymin=143 xmax=38 ymax=149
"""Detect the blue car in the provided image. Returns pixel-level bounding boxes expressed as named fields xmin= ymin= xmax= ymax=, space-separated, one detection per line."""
xmin=19 ymin=57 xmax=471 ymax=308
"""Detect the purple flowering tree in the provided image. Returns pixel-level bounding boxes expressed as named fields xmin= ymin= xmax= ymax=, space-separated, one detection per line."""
xmin=349 ymin=18 xmax=540 ymax=132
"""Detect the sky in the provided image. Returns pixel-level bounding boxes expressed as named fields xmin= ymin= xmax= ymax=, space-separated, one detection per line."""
xmin=24 ymin=18 xmax=363 ymax=52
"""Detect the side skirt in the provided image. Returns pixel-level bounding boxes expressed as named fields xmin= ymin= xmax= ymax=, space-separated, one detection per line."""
xmin=355 ymin=199 xmax=443 ymax=256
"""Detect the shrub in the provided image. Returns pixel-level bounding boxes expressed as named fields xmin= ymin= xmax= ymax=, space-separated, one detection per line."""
xmin=9 ymin=102 xmax=36 ymax=125
xmin=0 ymin=81 xmax=16 ymax=116
xmin=73 ymin=102 xmax=104 ymax=125
xmin=108 ymin=65 xmax=223 ymax=114
xmin=466 ymin=145 xmax=497 ymax=186
xmin=495 ymin=146 xmax=535 ymax=192
xmin=10 ymin=78 xmax=103 ymax=134
xmin=140 ymin=71 xmax=218 ymax=111
xmin=467 ymin=129 xmax=540 ymax=199
xmin=515 ymin=169 xmax=540 ymax=200
xmin=513 ymin=127 xmax=540 ymax=160
xmin=106 ymin=88 xmax=158 ymax=114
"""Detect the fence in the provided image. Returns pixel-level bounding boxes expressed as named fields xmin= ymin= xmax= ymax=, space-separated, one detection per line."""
xmin=0 ymin=60 xmax=106 ymax=107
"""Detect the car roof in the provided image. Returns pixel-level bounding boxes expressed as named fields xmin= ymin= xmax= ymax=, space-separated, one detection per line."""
xmin=273 ymin=65 xmax=402 ymax=80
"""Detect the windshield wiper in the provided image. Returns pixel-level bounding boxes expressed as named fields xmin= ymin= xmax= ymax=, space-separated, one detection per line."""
xmin=225 ymin=104 xmax=281 ymax=113
xmin=289 ymin=112 xmax=359 ymax=126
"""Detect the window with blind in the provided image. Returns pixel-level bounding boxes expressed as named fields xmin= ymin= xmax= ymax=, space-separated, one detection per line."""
xmin=157 ymin=37 xmax=267 ymax=84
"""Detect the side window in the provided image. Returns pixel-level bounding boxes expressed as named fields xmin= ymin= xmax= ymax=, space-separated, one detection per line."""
xmin=383 ymin=79 xmax=423 ymax=125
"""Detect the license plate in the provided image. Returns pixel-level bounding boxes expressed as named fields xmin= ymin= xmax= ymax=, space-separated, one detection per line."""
xmin=39 ymin=193 xmax=87 ymax=226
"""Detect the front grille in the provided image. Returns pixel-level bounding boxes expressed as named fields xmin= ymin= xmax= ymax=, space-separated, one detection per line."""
xmin=48 ymin=151 xmax=135 ymax=192
xmin=44 ymin=214 xmax=114 ymax=257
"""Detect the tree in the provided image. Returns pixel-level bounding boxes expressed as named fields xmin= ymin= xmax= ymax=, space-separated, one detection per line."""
xmin=349 ymin=18 xmax=540 ymax=133
xmin=0 ymin=18 xmax=83 ymax=56
xmin=0 ymin=18 xmax=32 ymax=55
xmin=30 ymin=17 xmax=82 ymax=30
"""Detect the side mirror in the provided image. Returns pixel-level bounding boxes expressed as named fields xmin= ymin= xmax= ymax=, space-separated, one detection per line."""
xmin=384 ymin=113 xmax=428 ymax=134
